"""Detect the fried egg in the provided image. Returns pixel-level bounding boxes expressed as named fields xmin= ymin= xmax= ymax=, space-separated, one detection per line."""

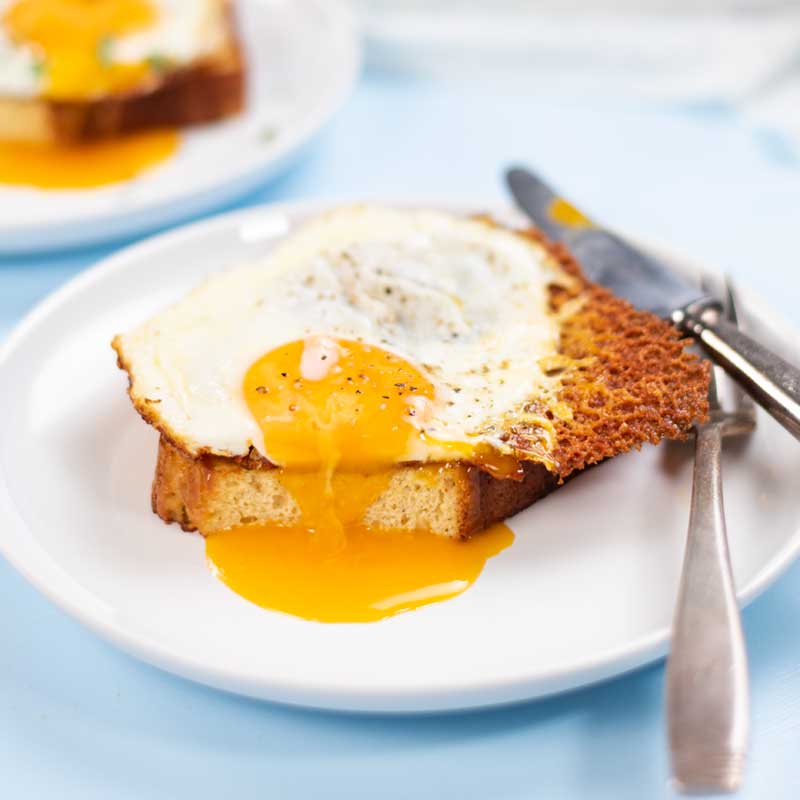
xmin=117 ymin=206 xmax=574 ymax=473
xmin=115 ymin=206 xmax=577 ymax=622
xmin=0 ymin=0 xmax=226 ymax=100
xmin=0 ymin=0 xmax=229 ymax=188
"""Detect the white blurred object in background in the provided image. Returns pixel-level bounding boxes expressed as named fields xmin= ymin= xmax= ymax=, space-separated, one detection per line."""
xmin=358 ymin=0 xmax=800 ymax=151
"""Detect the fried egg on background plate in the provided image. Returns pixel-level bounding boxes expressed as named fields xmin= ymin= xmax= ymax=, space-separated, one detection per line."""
xmin=0 ymin=0 xmax=228 ymax=187
xmin=115 ymin=206 xmax=576 ymax=622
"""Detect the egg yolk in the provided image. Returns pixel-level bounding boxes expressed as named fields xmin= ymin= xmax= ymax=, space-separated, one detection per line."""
xmin=204 ymin=337 xmax=516 ymax=623
xmin=4 ymin=0 xmax=158 ymax=99
xmin=243 ymin=337 xmax=438 ymax=472
xmin=0 ymin=129 xmax=179 ymax=189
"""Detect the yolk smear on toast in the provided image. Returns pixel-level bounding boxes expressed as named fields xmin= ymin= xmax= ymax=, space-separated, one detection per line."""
xmin=5 ymin=0 xmax=158 ymax=99
xmin=0 ymin=129 xmax=179 ymax=188
xmin=204 ymin=337 xmax=515 ymax=623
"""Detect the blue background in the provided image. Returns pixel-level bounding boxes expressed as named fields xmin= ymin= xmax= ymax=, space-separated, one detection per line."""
xmin=2 ymin=75 xmax=799 ymax=798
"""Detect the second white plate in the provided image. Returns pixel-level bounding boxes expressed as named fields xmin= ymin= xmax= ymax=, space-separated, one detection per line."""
xmin=1 ymin=202 xmax=799 ymax=713
xmin=0 ymin=0 xmax=359 ymax=254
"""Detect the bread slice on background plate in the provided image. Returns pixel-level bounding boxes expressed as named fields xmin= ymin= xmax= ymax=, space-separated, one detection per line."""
xmin=0 ymin=0 xmax=245 ymax=143
xmin=113 ymin=210 xmax=709 ymax=540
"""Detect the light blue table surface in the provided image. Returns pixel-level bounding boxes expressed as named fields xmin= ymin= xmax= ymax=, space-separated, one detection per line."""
xmin=1 ymin=75 xmax=799 ymax=799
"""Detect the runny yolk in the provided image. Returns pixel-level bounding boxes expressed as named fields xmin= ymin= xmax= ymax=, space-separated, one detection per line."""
xmin=0 ymin=130 xmax=179 ymax=189
xmin=243 ymin=337 xmax=438 ymax=473
xmin=203 ymin=337 xmax=516 ymax=623
xmin=4 ymin=0 xmax=158 ymax=99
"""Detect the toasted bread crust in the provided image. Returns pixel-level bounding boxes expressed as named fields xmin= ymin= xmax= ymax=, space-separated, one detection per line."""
xmin=153 ymin=436 xmax=557 ymax=539
xmin=117 ymin=221 xmax=709 ymax=537
xmin=0 ymin=2 xmax=244 ymax=143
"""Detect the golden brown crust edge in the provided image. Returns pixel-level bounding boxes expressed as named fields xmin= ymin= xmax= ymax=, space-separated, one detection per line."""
xmin=523 ymin=232 xmax=709 ymax=477
xmin=112 ymin=336 xmax=272 ymax=470
xmin=0 ymin=2 xmax=245 ymax=143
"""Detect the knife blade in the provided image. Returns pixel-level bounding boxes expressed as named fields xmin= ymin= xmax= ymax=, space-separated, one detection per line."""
xmin=505 ymin=166 xmax=800 ymax=443
xmin=506 ymin=167 xmax=705 ymax=318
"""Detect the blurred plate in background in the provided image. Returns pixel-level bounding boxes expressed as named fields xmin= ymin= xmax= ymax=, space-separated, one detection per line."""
xmin=0 ymin=0 xmax=359 ymax=255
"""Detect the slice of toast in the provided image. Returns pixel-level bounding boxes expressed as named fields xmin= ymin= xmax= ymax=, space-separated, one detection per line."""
xmin=0 ymin=1 xmax=245 ymax=144
xmin=138 ymin=229 xmax=709 ymax=539
xmin=154 ymin=436 xmax=558 ymax=539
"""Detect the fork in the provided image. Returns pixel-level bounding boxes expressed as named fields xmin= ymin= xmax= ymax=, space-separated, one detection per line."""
xmin=666 ymin=277 xmax=756 ymax=793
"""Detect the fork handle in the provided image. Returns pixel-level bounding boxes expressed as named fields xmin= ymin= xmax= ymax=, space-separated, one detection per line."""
xmin=674 ymin=302 xmax=800 ymax=441
xmin=666 ymin=423 xmax=749 ymax=793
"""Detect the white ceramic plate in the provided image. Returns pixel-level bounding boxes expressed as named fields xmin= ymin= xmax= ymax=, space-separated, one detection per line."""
xmin=0 ymin=0 xmax=359 ymax=254
xmin=1 ymin=202 xmax=799 ymax=714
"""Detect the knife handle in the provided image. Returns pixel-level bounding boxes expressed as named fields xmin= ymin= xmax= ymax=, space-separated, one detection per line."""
xmin=674 ymin=303 xmax=800 ymax=441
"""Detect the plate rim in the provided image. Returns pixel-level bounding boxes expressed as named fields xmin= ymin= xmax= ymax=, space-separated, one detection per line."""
xmin=2 ymin=199 xmax=800 ymax=713
xmin=0 ymin=0 xmax=361 ymax=255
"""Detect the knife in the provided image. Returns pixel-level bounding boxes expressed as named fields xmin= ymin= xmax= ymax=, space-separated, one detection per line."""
xmin=506 ymin=167 xmax=800 ymax=443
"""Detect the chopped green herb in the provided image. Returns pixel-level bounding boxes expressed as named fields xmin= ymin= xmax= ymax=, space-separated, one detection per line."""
xmin=147 ymin=53 xmax=170 ymax=74
xmin=96 ymin=36 xmax=113 ymax=66
xmin=259 ymin=127 xmax=278 ymax=144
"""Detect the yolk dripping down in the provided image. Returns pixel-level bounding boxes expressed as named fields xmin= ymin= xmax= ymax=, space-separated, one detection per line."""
xmin=204 ymin=337 xmax=515 ymax=623
xmin=0 ymin=129 xmax=179 ymax=189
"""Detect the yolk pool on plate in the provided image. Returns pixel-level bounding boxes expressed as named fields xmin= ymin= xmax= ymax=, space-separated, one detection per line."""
xmin=0 ymin=130 xmax=180 ymax=189
xmin=4 ymin=0 xmax=157 ymax=99
xmin=204 ymin=337 xmax=516 ymax=623
xmin=206 ymin=520 xmax=514 ymax=624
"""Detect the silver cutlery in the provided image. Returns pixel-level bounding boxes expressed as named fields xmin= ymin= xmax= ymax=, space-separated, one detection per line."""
xmin=503 ymin=167 xmax=774 ymax=792
xmin=666 ymin=277 xmax=755 ymax=794
xmin=505 ymin=166 xmax=800 ymax=442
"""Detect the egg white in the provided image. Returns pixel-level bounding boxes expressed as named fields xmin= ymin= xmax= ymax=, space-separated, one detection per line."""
xmin=111 ymin=0 xmax=226 ymax=67
xmin=115 ymin=206 xmax=574 ymax=465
